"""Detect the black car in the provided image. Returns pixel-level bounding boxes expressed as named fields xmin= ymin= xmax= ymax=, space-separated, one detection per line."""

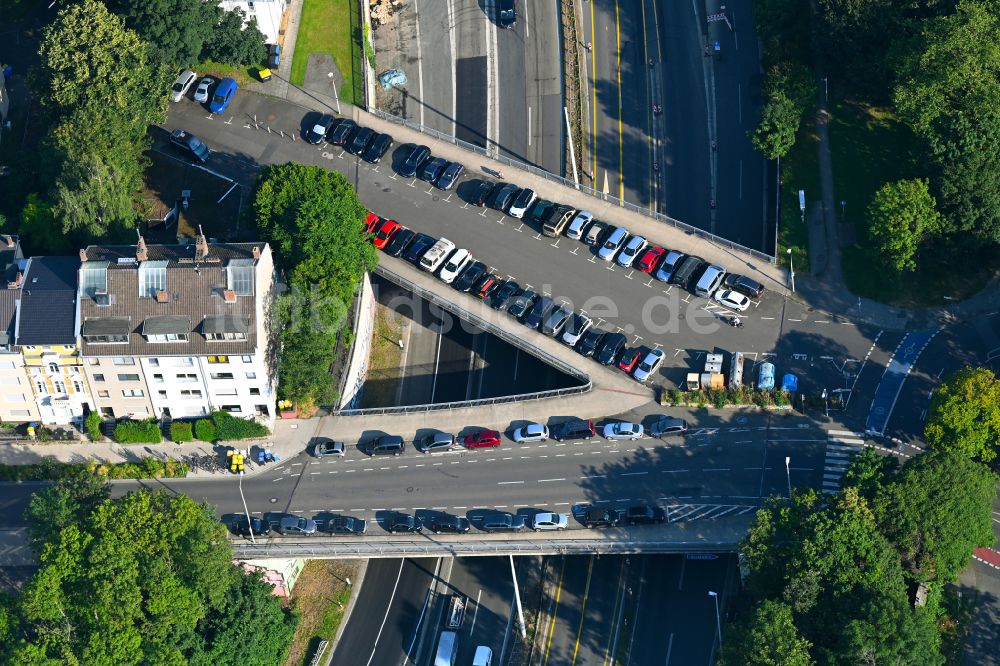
xmin=347 ymin=126 xmax=375 ymax=154
xmin=480 ymin=511 xmax=527 ymax=532
xmin=498 ymin=0 xmax=516 ymax=28
xmin=454 ymin=261 xmax=487 ymax=292
xmin=576 ymin=328 xmax=605 ymax=357
xmin=553 ymin=419 xmax=596 ymax=441
xmin=507 ymin=290 xmax=537 ymax=319
xmin=233 ymin=516 xmax=270 ymax=538
xmin=523 ymin=296 xmax=554 ymax=329
xmin=405 ymin=233 xmax=436 ymax=263
xmin=169 ymin=129 xmax=210 ymax=163
xmin=436 ymin=161 xmax=465 ymax=190
xmin=387 ymin=512 xmax=423 ymax=534
xmin=428 ymin=514 xmax=471 ymax=534
xmin=625 ymin=504 xmax=666 ymax=525
xmin=327 ymin=118 xmax=357 ymax=146
xmin=328 ymin=515 xmax=368 ymax=534
xmin=362 ymin=132 xmax=393 ymax=163
xmin=596 ymin=332 xmax=627 ymax=365
xmin=530 ymin=199 xmax=554 ymax=225
xmin=305 ymin=114 xmax=335 ymax=144
xmin=467 ymin=180 xmax=495 ymax=206
xmin=488 ymin=183 xmax=519 ymax=211
xmin=723 ymin=273 xmax=765 ymax=299
xmin=420 ymin=157 xmax=448 ymax=182
xmin=474 ymin=273 xmax=503 ymax=300
xmin=399 ymin=144 xmax=431 ymax=177
xmin=581 ymin=507 xmax=621 ymax=528
xmin=385 ymin=227 xmax=415 ymax=257
xmin=491 ymin=280 xmax=520 ymax=309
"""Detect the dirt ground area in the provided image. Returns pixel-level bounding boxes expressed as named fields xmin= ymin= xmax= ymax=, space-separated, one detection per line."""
xmin=357 ymin=303 xmax=405 ymax=408
xmin=283 ymin=559 xmax=361 ymax=666
xmin=369 ymin=1 xmax=413 ymax=116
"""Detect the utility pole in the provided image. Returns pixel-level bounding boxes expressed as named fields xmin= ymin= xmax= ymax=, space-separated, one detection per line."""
xmin=785 ymin=456 xmax=792 ymax=499
xmin=509 ymin=555 xmax=526 ymax=639
xmin=563 ymin=106 xmax=580 ymax=188
xmin=238 ymin=467 xmax=256 ymax=545
xmin=708 ymin=590 xmax=722 ymax=646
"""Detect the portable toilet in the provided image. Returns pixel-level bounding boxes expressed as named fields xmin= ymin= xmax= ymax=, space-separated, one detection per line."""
xmin=728 ymin=352 xmax=745 ymax=388
xmin=781 ymin=374 xmax=798 ymax=394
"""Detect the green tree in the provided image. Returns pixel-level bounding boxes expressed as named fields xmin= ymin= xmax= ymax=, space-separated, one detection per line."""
xmin=924 ymin=366 xmax=1000 ymax=462
xmin=867 ymin=178 xmax=942 ymax=272
xmin=840 ymin=447 xmax=898 ymax=502
xmin=105 ymin=0 xmax=220 ymax=67
xmin=204 ymin=9 xmax=267 ymax=67
xmin=875 ymin=450 xmax=997 ymax=583
xmin=22 ymin=472 xmax=109 ymax=552
xmin=52 ymin=150 xmax=146 ymax=239
xmin=721 ymin=600 xmax=813 ymax=666
xmin=751 ymin=91 xmax=801 ymax=160
xmin=18 ymin=194 xmax=73 ymax=255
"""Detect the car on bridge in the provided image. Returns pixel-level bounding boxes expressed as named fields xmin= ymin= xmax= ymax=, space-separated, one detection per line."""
xmin=596 ymin=332 xmax=627 ymax=365
xmin=385 ymin=227 xmax=415 ymax=257
xmin=625 ymin=504 xmax=666 ymax=525
xmin=454 ymin=261 xmax=487 ymax=292
xmin=480 ymin=511 xmax=526 ymax=532
xmin=278 ymin=516 xmax=318 ymax=535
xmin=233 ymin=516 xmax=270 ymax=538
xmin=417 ymin=432 xmax=456 ymax=453
xmin=560 ymin=313 xmax=593 ymax=346
xmin=373 ymin=219 xmax=401 ymax=250
xmin=512 ymin=422 xmax=548 ymax=443
xmin=386 ymin=513 xmax=423 ymax=533
xmin=541 ymin=306 xmax=572 ymax=337
xmin=438 ymin=248 xmax=473 ymax=284
xmin=490 ymin=280 xmax=521 ymax=310
xmin=311 ymin=438 xmax=345 ymax=457
xmin=523 ymin=295 xmax=554 ymax=329
xmin=405 ymin=233 xmax=436 ymax=263
xmin=603 ymin=421 xmax=644 ymax=440
xmin=532 ymin=513 xmax=569 ymax=531
xmin=429 ymin=514 xmax=471 ymax=534
xmin=580 ymin=507 xmax=622 ymax=528
xmin=576 ymin=328 xmax=605 ymax=357
xmin=328 ymin=516 xmax=367 ymax=535
xmin=618 ymin=347 xmax=641 ymax=373
xmin=507 ymin=290 xmax=537 ymax=319
xmin=463 ymin=429 xmax=501 ymax=449
xmin=474 ymin=273 xmax=503 ymax=300
xmin=364 ymin=212 xmax=382 ymax=235
xmin=553 ymin=419 xmax=596 ymax=441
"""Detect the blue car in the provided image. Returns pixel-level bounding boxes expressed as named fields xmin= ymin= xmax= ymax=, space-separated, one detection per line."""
xmin=781 ymin=374 xmax=798 ymax=394
xmin=757 ymin=363 xmax=775 ymax=391
xmin=209 ymin=77 xmax=237 ymax=113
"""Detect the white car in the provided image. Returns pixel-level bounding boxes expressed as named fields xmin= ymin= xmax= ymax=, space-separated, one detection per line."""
xmin=565 ymin=211 xmax=593 ymax=240
xmin=438 ymin=248 xmax=473 ymax=284
xmin=512 ymin=423 xmax=549 ymax=443
xmin=560 ymin=313 xmax=592 ymax=346
xmin=507 ymin=188 xmax=537 ymax=218
xmin=532 ymin=512 xmax=569 ymax=531
xmin=632 ymin=348 xmax=664 ymax=382
xmin=193 ymin=77 xmax=213 ymax=103
xmin=170 ymin=69 xmax=198 ymax=102
xmin=602 ymin=421 xmax=644 ymax=440
xmin=616 ymin=235 xmax=647 ymax=268
xmin=598 ymin=227 xmax=628 ymax=261
xmin=714 ymin=289 xmax=751 ymax=312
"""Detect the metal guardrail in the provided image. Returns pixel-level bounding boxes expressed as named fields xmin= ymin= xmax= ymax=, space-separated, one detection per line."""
xmin=333 ymin=264 xmax=592 ymax=416
xmin=231 ymin=537 xmax=739 ymax=559
xmin=369 ymin=107 xmax=777 ymax=265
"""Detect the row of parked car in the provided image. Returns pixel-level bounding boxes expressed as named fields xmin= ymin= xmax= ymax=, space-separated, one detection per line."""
xmin=310 ymin=416 xmax=688 ymax=460
xmin=233 ymin=502 xmax=667 ymax=539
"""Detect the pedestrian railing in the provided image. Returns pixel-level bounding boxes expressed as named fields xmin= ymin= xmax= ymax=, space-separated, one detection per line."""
xmin=369 ymin=107 xmax=777 ymax=265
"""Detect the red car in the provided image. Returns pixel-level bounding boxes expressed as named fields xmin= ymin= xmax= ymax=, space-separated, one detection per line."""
xmin=364 ymin=212 xmax=381 ymax=236
xmin=373 ymin=219 xmax=401 ymax=250
xmin=636 ymin=246 xmax=665 ymax=274
xmin=475 ymin=273 xmax=503 ymax=299
xmin=618 ymin=348 xmax=641 ymax=373
xmin=463 ymin=429 xmax=502 ymax=449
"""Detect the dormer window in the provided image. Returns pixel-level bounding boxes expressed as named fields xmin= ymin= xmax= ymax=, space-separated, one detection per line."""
xmin=138 ymin=260 xmax=168 ymax=298
xmin=82 ymin=318 xmax=130 ymax=344
xmin=142 ymin=316 xmax=191 ymax=344
xmin=226 ymin=259 xmax=254 ymax=296
xmin=79 ymin=261 xmax=109 ymax=299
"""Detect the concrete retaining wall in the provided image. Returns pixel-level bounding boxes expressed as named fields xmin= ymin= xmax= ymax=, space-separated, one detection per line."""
xmin=337 ymin=273 xmax=377 ymax=410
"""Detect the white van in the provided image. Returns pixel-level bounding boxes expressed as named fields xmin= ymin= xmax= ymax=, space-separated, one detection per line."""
xmin=473 ymin=646 xmax=493 ymax=666
xmin=438 ymin=248 xmax=472 ymax=283
xmin=694 ymin=263 xmax=726 ymax=297
xmin=420 ymin=238 xmax=456 ymax=273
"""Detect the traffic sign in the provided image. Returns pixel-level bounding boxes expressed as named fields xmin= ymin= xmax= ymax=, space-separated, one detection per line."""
xmin=686 ymin=553 xmax=720 ymax=560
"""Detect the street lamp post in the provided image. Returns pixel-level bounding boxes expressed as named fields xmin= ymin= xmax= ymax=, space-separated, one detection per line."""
xmin=784 ymin=456 xmax=792 ymax=499
xmin=786 ymin=247 xmax=795 ymax=293
xmin=237 ymin=467 xmax=256 ymax=546
xmin=708 ymin=591 xmax=722 ymax=647
xmin=509 ymin=556 xmax=527 ymax=639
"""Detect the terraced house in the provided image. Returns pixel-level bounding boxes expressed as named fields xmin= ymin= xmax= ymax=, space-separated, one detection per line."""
xmin=0 ymin=236 xmax=39 ymax=423
xmin=78 ymin=235 xmax=276 ymax=424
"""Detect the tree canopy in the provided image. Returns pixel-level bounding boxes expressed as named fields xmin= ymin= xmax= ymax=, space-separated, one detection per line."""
xmin=867 ymin=178 xmax=942 ymax=272
xmin=924 ymin=366 xmax=1000 ymax=462
xmin=720 ymin=600 xmax=814 ymax=666
xmin=2 ymin=487 xmax=297 ymax=665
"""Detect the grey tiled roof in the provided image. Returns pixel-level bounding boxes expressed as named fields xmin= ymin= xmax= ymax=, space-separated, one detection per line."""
xmin=0 ymin=235 xmax=23 ymax=347
xmin=79 ymin=242 xmax=263 ymax=357
xmin=16 ymin=256 xmax=80 ymax=346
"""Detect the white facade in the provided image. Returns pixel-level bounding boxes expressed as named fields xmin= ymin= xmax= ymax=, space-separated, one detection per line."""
xmin=0 ymin=350 xmax=38 ymax=422
xmin=219 ymin=0 xmax=286 ymax=45
xmin=142 ymin=353 xmax=272 ymax=420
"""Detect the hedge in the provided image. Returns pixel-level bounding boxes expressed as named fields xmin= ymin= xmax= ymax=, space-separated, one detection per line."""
xmin=85 ymin=412 xmax=103 ymax=441
xmin=169 ymin=421 xmax=194 ymax=443
xmin=194 ymin=419 xmax=216 ymax=442
xmin=0 ymin=457 xmax=189 ymax=481
xmin=210 ymin=411 xmax=270 ymax=441
xmin=113 ymin=419 xmax=163 ymax=444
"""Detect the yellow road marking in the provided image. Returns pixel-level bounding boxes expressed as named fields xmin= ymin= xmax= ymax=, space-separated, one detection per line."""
xmin=542 ymin=556 xmax=567 ymax=666
xmin=570 ymin=556 xmax=596 ymax=664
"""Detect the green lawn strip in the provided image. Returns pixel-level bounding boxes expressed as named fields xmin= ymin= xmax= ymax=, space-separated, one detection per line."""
xmin=294 ymin=587 xmax=351 ymax=666
xmin=289 ymin=0 xmax=361 ymax=105
xmin=778 ymin=117 xmax=821 ymax=273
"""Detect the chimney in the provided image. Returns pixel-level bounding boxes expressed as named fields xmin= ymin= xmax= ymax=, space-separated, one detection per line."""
xmin=223 ymin=289 xmax=237 ymax=303
xmin=3 ymin=236 xmax=13 ymax=248
xmin=252 ymin=246 xmax=261 ymax=259
xmin=155 ymin=290 xmax=170 ymax=303
xmin=195 ymin=225 xmax=209 ymax=261
xmin=136 ymin=235 xmax=148 ymax=262
xmin=7 ymin=271 xmax=22 ymax=289
xmin=79 ymin=248 xmax=88 ymax=262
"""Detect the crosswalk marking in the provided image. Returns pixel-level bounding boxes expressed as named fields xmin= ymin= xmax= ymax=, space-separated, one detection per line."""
xmin=821 ymin=432 xmax=865 ymax=493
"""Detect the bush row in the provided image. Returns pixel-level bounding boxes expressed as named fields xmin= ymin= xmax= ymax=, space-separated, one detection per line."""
xmin=661 ymin=386 xmax=792 ymax=409
xmin=114 ymin=412 xmax=270 ymax=444
xmin=113 ymin=419 xmax=162 ymax=444
xmin=0 ymin=457 xmax=188 ymax=481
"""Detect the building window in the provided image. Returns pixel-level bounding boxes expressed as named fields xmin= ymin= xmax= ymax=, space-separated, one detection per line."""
xmin=210 ymin=372 xmax=234 ymax=380
xmin=11 ymin=409 xmax=31 ymax=417
xmin=146 ymin=333 xmax=189 ymax=343
xmin=247 ymin=0 xmax=255 ymax=11
xmin=227 ymin=261 xmax=254 ymax=296
xmin=4 ymin=393 xmax=25 ymax=402
xmin=72 ymin=380 xmax=84 ymax=393
xmin=222 ymin=405 xmax=242 ymax=413
xmin=216 ymin=388 xmax=238 ymax=396
xmin=117 ymin=374 xmax=140 ymax=381
xmin=88 ymin=358 xmax=100 ymax=366
xmin=35 ymin=381 xmax=47 ymax=394
xmin=207 ymin=356 xmax=229 ymax=364
xmin=249 ymin=387 xmax=260 ymax=395
xmin=153 ymin=374 xmax=163 ymax=383
xmin=25 ymin=346 xmax=37 ymax=352
xmin=53 ymin=381 xmax=66 ymax=393
xmin=93 ymin=374 xmax=105 ymax=382
xmin=181 ymin=357 xmax=194 ymax=366
xmin=98 ymin=390 xmax=110 ymax=398
xmin=180 ymin=389 xmax=203 ymax=398
xmin=63 ymin=346 xmax=75 ymax=353
xmin=84 ymin=334 xmax=127 ymax=344
xmin=122 ymin=389 xmax=145 ymax=398
xmin=158 ymin=390 xmax=167 ymax=398
xmin=242 ymin=355 xmax=253 ymax=363
xmin=206 ymin=331 xmax=247 ymax=341
xmin=47 ymin=362 xmax=59 ymax=373
xmin=176 ymin=373 xmax=198 ymax=382
xmin=138 ymin=261 xmax=168 ymax=298
xmin=113 ymin=357 xmax=135 ymax=366
xmin=245 ymin=372 xmax=257 ymax=380
xmin=148 ymin=358 xmax=160 ymax=367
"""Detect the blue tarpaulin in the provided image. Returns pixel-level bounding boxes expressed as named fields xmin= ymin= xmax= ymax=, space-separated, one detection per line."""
xmin=379 ymin=69 xmax=407 ymax=90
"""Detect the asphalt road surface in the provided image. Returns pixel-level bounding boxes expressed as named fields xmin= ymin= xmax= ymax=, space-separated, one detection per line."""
xmin=442 ymin=557 xmax=516 ymax=665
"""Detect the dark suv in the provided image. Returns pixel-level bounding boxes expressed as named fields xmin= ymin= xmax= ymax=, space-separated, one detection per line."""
xmin=387 ymin=513 xmax=423 ymax=533
xmin=576 ymin=328 xmax=605 ymax=357
xmin=399 ymin=144 xmax=431 ymax=177
xmin=625 ymin=504 xmax=666 ymax=525
xmin=723 ymin=273 xmax=765 ymax=299
xmin=596 ymin=332 xmax=627 ymax=365
xmin=429 ymin=514 xmax=471 ymax=534
xmin=233 ymin=516 xmax=270 ymax=538
xmin=581 ymin=508 xmax=621 ymax=528
xmin=328 ymin=516 xmax=368 ymax=534
xmin=523 ymin=296 xmax=554 ymax=329
xmin=553 ymin=419 xmax=596 ymax=441
xmin=480 ymin=511 xmax=527 ymax=532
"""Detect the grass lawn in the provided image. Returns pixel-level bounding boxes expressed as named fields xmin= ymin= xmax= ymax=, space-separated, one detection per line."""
xmin=778 ymin=116 xmax=821 ymax=273
xmin=290 ymin=0 xmax=364 ymax=106
xmin=283 ymin=560 xmax=358 ymax=666
xmin=830 ymin=100 xmax=1000 ymax=306
xmin=356 ymin=305 xmax=404 ymax=408
xmin=196 ymin=60 xmax=259 ymax=88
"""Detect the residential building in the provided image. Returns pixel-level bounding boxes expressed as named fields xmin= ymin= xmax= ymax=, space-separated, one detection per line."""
xmin=218 ymin=0 xmax=286 ymax=46
xmin=14 ymin=255 xmax=91 ymax=424
xmin=78 ymin=235 xmax=276 ymax=424
xmin=238 ymin=558 xmax=305 ymax=597
xmin=0 ymin=236 xmax=37 ymax=423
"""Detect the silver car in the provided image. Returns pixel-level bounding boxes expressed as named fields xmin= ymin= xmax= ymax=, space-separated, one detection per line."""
xmin=170 ymin=69 xmax=197 ymax=102
xmin=616 ymin=235 xmax=647 ymax=268
xmin=532 ymin=512 xmax=569 ymax=531
xmin=512 ymin=423 xmax=549 ymax=443
xmin=560 ymin=313 xmax=592 ymax=346
xmin=650 ymin=417 xmax=688 ymax=437
xmin=602 ymin=421 xmax=644 ymax=440
xmin=193 ymin=77 xmax=213 ymax=103
xmin=565 ymin=211 xmax=593 ymax=240
xmin=598 ymin=227 xmax=628 ymax=261
xmin=278 ymin=516 xmax=317 ymax=535
xmin=632 ymin=348 xmax=664 ymax=382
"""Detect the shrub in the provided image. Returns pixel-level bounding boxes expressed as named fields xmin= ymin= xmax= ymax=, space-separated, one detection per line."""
xmin=775 ymin=391 xmax=790 ymax=407
xmin=670 ymin=388 xmax=682 ymax=406
xmin=170 ymin=421 xmax=194 ymax=443
xmin=0 ymin=456 xmax=188 ymax=481
xmin=210 ymin=411 xmax=270 ymax=441
xmin=711 ymin=390 xmax=727 ymax=409
xmin=85 ymin=412 xmax=103 ymax=441
xmin=194 ymin=419 xmax=216 ymax=442
xmin=113 ymin=419 xmax=162 ymax=444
